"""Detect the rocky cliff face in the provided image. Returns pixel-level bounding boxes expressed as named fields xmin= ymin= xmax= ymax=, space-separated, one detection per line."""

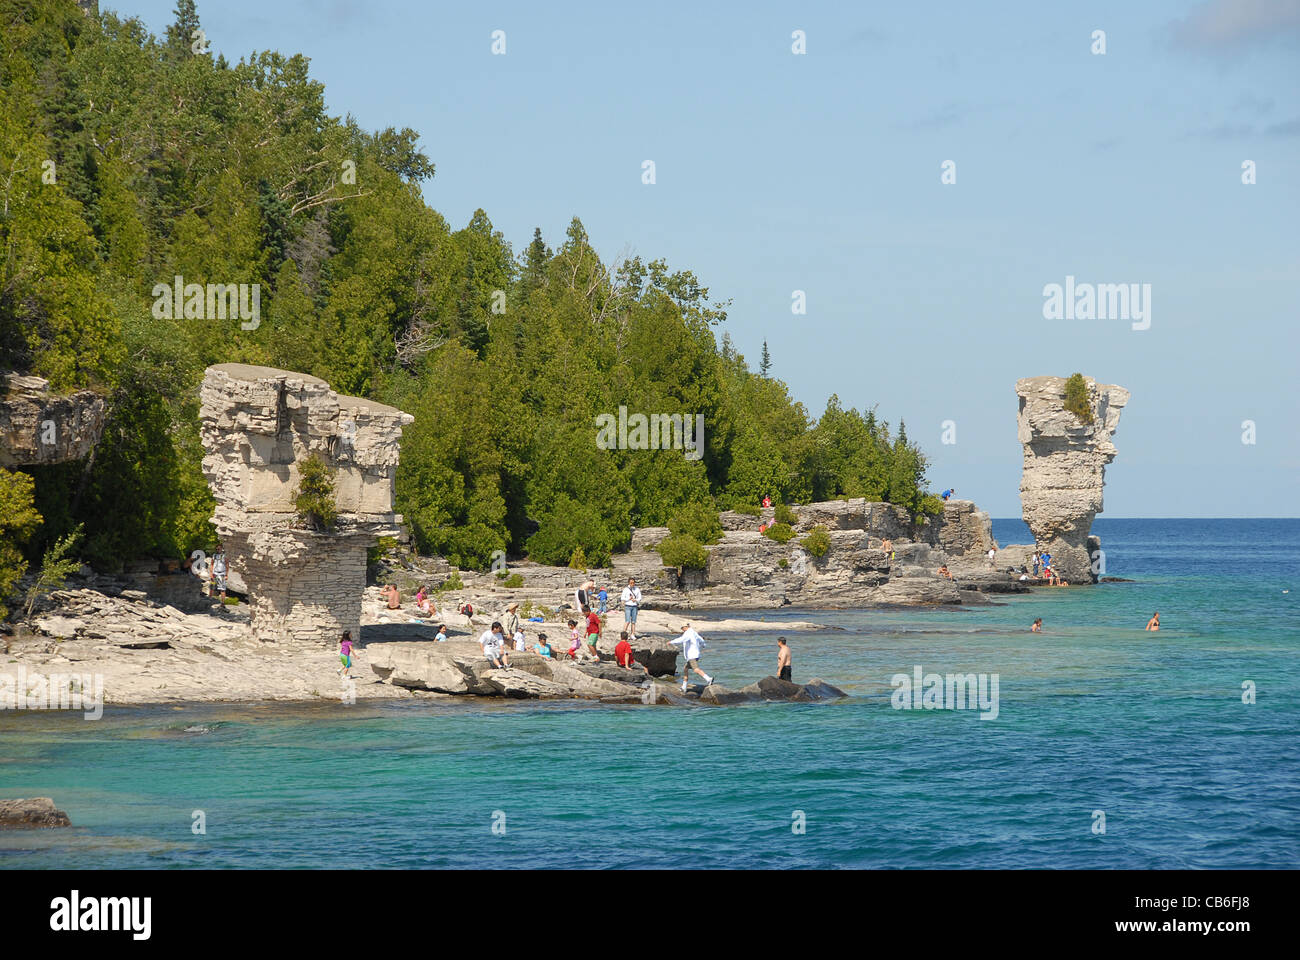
xmin=200 ymin=364 xmax=413 ymax=645
xmin=604 ymin=498 xmax=1005 ymax=608
xmin=0 ymin=374 xmax=106 ymax=467
xmin=1016 ymin=375 xmax=1129 ymax=583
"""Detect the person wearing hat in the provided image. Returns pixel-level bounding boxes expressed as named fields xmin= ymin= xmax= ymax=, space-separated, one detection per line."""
xmin=501 ymin=602 xmax=521 ymax=642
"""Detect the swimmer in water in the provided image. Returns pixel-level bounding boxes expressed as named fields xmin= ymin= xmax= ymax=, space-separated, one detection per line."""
xmin=1145 ymin=612 xmax=1160 ymax=631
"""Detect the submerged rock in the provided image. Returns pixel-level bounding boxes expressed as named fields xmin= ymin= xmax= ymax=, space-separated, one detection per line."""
xmin=0 ymin=798 xmax=71 ymax=828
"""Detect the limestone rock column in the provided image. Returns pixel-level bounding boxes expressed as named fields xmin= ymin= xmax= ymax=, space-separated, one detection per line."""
xmin=1016 ymin=375 xmax=1129 ymax=584
xmin=199 ymin=364 xmax=413 ymax=645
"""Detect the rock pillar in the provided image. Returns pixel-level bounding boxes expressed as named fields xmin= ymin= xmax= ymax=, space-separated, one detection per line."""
xmin=199 ymin=364 xmax=413 ymax=645
xmin=1016 ymin=375 xmax=1129 ymax=583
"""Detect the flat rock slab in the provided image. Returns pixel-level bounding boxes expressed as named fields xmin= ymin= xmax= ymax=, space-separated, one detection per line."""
xmin=0 ymin=798 xmax=72 ymax=828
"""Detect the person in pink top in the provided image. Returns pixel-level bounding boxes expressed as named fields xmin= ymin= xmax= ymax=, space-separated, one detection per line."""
xmin=339 ymin=630 xmax=355 ymax=679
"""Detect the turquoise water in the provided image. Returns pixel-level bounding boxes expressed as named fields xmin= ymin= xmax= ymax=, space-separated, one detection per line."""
xmin=3 ymin=519 xmax=1297 ymax=868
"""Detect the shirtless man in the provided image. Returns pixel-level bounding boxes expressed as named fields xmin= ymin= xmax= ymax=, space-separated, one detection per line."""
xmin=1145 ymin=612 xmax=1160 ymax=631
xmin=938 ymin=564 xmax=953 ymax=580
xmin=776 ymin=637 xmax=792 ymax=682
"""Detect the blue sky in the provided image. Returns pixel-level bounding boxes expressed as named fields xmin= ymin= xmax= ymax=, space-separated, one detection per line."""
xmin=121 ymin=0 xmax=1300 ymax=517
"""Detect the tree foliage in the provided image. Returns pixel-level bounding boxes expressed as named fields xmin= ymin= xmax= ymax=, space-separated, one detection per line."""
xmin=1064 ymin=373 xmax=1094 ymax=424
xmin=2 ymin=0 xmax=942 ymax=572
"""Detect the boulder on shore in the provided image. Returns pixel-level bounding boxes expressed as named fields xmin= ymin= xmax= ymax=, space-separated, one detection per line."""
xmin=0 ymin=798 xmax=71 ymax=828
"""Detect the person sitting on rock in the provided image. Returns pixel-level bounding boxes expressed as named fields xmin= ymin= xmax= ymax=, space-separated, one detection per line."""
xmin=615 ymin=630 xmax=648 ymax=674
xmin=415 ymin=586 xmax=434 ymax=617
xmin=382 ymin=584 xmax=401 ymax=609
xmin=938 ymin=564 xmax=953 ymax=580
xmin=533 ymin=633 xmax=553 ymax=658
xmin=434 ymin=623 xmax=448 ymax=643
xmin=480 ymin=621 xmax=511 ymax=669
xmin=457 ymin=600 xmax=474 ymax=626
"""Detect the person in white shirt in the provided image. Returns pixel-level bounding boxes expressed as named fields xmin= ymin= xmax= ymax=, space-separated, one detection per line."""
xmin=669 ymin=623 xmax=714 ymax=692
xmin=513 ymin=629 xmax=526 ymax=652
xmin=211 ymin=547 xmax=228 ymax=601
xmin=620 ymin=578 xmax=642 ymax=638
xmin=480 ymin=621 xmax=511 ymax=669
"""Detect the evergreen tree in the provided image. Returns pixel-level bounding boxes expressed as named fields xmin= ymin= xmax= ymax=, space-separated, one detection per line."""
xmin=165 ymin=0 xmax=202 ymax=59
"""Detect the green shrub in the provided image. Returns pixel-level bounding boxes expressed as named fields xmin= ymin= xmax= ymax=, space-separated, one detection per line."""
xmin=294 ymin=454 xmax=338 ymax=531
xmin=667 ymin=501 xmax=723 ymax=545
xmin=24 ymin=525 xmax=84 ymax=618
xmin=763 ymin=522 xmax=795 ymax=543
xmin=774 ymin=503 xmax=797 ymax=526
xmin=502 ymin=572 xmax=524 ymax=588
xmin=657 ymin=533 xmax=709 ymax=569
xmin=437 ymin=569 xmax=464 ymax=593
xmin=1063 ymin=373 xmax=1094 ymax=424
xmin=800 ymin=524 xmax=831 ymax=557
xmin=526 ymin=495 xmax=612 ymax=567
xmin=367 ymin=536 xmax=398 ymax=568
xmin=778 ymin=557 xmax=789 ymax=568
xmin=732 ymin=502 xmax=761 ymax=517
xmin=0 ymin=469 xmax=42 ymax=621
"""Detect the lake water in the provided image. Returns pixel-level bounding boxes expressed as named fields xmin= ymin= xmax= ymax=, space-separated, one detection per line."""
xmin=3 ymin=518 xmax=1297 ymax=868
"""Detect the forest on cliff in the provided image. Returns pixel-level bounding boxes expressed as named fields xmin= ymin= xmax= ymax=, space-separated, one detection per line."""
xmin=0 ymin=0 xmax=940 ymax=578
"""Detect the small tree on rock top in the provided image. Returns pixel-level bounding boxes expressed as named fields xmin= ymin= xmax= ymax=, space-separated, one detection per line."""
xmin=294 ymin=454 xmax=339 ymax=531
xmin=1063 ymin=373 xmax=1095 ymax=425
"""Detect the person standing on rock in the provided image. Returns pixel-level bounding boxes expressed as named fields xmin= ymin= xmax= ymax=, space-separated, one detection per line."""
xmin=211 ymin=546 xmax=228 ymax=601
xmin=339 ymin=630 xmax=355 ymax=680
xmin=583 ymin=605 xmax=602 ymax=661
xmin=670 ymin=623 xmax=714 ymax=692
xmin=480 ymin=621 xmax=511 ymax=669
xmin=574 ymin=582 xmax=589 ymax=614
xmin=776 ymin=637 xmax=792 ymax=682
xmin=1032 ymin=552 xmax=1041 ymax=577
xmin=621 ymin=577 xmax=641 ymax=639
xmin=501 ymin=602 xmax=521 ymax=641
xmin=597 ymin=585 xmax=608 ymax=615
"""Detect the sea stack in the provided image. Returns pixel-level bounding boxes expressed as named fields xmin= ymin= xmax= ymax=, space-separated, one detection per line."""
xmin=1016 ymin=375 xmax=1129 ymax=583
xmin=199 ymin=364 xmax=413 ymax=645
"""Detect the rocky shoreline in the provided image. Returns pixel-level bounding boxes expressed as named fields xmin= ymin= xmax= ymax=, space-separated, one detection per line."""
xmin=1 ymin=572 xmax=849 ymax=708
xmin=1 ymin=491 xmax=1077 ymax=710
